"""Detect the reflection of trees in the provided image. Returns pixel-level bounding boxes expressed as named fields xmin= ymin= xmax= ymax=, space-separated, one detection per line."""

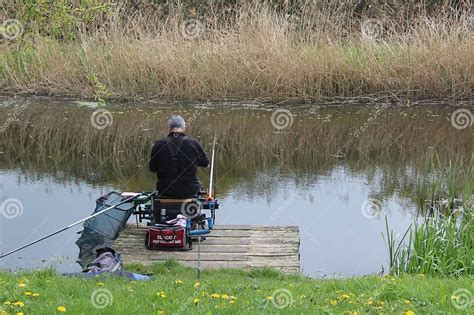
xmin=0 ymin=100 xmax=472 ymax=206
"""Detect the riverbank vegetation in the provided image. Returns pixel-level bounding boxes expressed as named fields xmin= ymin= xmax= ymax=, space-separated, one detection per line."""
xmin=1 ymin=261 xmax=472 ymax=314
xmin=1 ymin=1 xmax=473 ymax=100
xmin=385 ymin=157 xmax=473 ymax=277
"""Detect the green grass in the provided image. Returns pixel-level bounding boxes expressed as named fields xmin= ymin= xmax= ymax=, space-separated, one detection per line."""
xmin=0 ymin=261 xmax=472 ymax=314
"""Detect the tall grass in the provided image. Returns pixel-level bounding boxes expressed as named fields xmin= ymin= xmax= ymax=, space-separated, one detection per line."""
xmin=1 ymin=2 xmax=473 ymax=100
xmin=385 ymin=159 xmax=473 ymax=276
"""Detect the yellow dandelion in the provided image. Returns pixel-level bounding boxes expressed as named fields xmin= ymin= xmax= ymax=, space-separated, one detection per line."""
xmin=353 ymin=312 xmax=360 ymax=315
xmin=210 ymin=293 xmax=221 ymax=299
xmin=367 ymin=298 xmax=374 ymax=305
xmin=24 ymin=291 xmax=32 ymax=296
xmin=193 ymin=298 xmax=199 ymax=305
xmin=175 ymin=280 xmax=183 ymax=285
xmin=330 ymin=299 xmax=337 ymax=306
xmin=221 ymin=294 xmax=229 ymax=300
xmin=404 ymin=300 xmax=411 ymax=304
xmin=17 ymin=313 xmax=25 ymax=315
xmin=157 ymin=311 xmax=164 ymax=315
xmin=13 ymin=301 xmax=25 ymax=307
xmin=56 ymin=306 xmax=66 ymax=312
xmin=32 ymin=293 xmax=40 ymax=297
xmin=404 ymin=311 xmax=415 ymax=315
xmin=201 ymin=291 xmax=207 ymax=296
xmin=194 ymin=282 xmax=201 ymax=289
xmin=341 ymin=294 xmax=351 ymax=299
xmin=18 ymin=283 xmax=26 ymax=288
xmin=97 ymin=282 xmax=104 ymax=286
xmin=3 ymin=301 xmax=11 ymax=305
xmin=266 ymin=296 xmax=273 ymax=301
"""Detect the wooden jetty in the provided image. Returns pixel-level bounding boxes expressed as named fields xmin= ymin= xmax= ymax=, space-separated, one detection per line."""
xmin=114 ymin=224 xmax=300 ymax=273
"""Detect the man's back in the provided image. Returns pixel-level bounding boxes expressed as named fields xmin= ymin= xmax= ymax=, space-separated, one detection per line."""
xmin=149 ymin=132 xmax=209 ymax=198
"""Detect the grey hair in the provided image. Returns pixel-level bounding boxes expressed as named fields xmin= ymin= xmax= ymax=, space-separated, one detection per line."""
xmin=168 ymin=115 xmax=186 ymax=129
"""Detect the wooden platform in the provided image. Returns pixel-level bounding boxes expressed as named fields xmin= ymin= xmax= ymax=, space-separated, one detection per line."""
xmin=114 ymin=224 xmax=300 ymax=273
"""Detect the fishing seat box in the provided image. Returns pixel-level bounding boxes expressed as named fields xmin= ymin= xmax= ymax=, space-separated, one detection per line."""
xmin=153 ymin=197 xmax=200 ymax=222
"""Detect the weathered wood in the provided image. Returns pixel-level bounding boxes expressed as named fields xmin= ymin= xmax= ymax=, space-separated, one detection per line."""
xmin=114 ymin=224 xmax=300 ymax=273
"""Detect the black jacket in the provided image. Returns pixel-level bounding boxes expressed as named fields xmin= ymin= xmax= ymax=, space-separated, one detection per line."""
xmin=149 ymin=132 xmax=209 ymax=197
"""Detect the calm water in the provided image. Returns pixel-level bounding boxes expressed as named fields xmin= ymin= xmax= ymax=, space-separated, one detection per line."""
xmin=0 ymin=97 xmax=472 ymax=277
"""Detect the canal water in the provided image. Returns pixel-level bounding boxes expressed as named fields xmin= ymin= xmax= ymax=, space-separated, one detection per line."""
xmin=0 ymin=97 xmax=472 ymax=277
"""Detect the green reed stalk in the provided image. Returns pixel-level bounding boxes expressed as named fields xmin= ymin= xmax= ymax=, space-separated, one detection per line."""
xmin=385 ymin=159 xmax=473 ymax=276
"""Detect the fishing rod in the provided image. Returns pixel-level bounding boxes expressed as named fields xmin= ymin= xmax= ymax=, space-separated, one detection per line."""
xmin=208 ymin=134 xmax=217 ymax=198
xmin=197 ymin=134 xmax=217 ymax=279
xmin=0 ymin=193 xmax=152 ymax=259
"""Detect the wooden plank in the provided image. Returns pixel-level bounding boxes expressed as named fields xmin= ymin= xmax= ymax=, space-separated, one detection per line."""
xmin=114 ymin=224 xmax=300 ymax=273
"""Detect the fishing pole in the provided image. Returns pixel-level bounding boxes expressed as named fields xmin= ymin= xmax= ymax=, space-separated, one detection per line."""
xmin=197 ymin=134 xmax=217 ymax=279
xmin=208 ymin=134 xmax=217 ymax=198
xmin=0 ymin=193 xmax=152 ymax=259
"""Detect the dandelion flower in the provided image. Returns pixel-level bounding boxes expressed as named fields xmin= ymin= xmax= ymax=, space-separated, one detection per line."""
xmin=56 ymin=306 xmax=66 ymax=312
xmin=193 ymin=298 xmax=199 ymax=305
xmin=157 ymin=291 xmax=166 ymax=298
xmin=24 ymin=292 xmax=32 ymax=296
xmin=13 ymin=301 xmax=25 ymax=307
xmin=18 ymin=283 xmax=26 ymax=288
xmin=17 ymin=313 xmax=25 ymax=315
xmin=404 ymin=311 xmax=415 ymax=315
xmin=201 ymin=291 xmax=207 ymax=296
xmin=157 ymin=311 xmax=164 ymax=315
xmin=210 ymin=293 xmax=221 ymax=299
xmin=175 ymin=280 xmax=183 ymax=285
xmin=97 ymin=282 xmax=104 ymax=286
xmin=3 ymin=301 xmax=11 ymax=305
xmin=221 ymin=294 xmax=229 ymax=300
xmin=341 ymin=294 xmax=351 ymax=299
xmin=32 ymin=293 xmax=40 ymax=297
xmin=194 ymin=282 xmax=201 ymax=289
xmin=330 ymin=300 xmax=337 ymax=306
xmin=404 ymin=300 xmax=411 ymax=304
xmin=229 ymin=296 xmax=237 ymax=304
xmin=266 ymin=296 xmax=273 ymax=301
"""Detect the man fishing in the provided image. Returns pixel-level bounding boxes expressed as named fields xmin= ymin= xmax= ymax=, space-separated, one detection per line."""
xmin=149 ymin=115 xmax=209 ymax=198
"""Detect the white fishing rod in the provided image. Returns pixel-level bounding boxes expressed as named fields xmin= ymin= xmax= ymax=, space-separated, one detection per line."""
xmin=208 ymin=135 xmax=217 ymax=198
xmin=0 ymin=193 xmax=153 ymax=259
xmin=197 ymin=134 xmax=217 ymax=279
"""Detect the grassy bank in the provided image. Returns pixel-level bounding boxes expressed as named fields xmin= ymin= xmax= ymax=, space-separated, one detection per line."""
xmin=1 ymin=2 xmax=473 ymax=100
xmin=1 ymin=261 xmax=472 ymax=314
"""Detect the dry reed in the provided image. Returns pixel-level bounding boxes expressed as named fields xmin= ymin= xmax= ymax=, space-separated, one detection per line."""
xmin=1 ymin=3 xmax=472 ymax=100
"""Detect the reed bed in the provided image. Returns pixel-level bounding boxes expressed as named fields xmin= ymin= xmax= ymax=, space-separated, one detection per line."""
xmin=385 ymin=158 xmax=473 ymax=276
xmin=1 ymin=2 xmax=473 ymax=100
